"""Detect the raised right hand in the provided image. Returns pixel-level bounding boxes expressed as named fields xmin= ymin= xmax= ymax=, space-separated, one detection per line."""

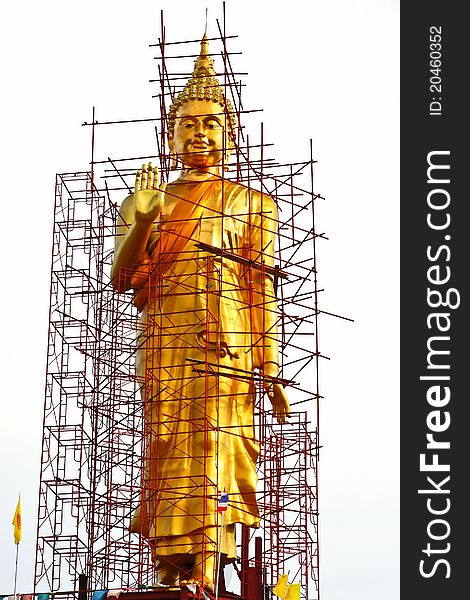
xmin=134 ymin=162 xmax=165 ymax=222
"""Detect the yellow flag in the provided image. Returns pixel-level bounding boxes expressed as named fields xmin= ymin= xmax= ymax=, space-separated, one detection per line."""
xmin=12 ymin=497 xmax=22 ymax=544
xmin=273 ymin=574 xmax=289 ymax=598
xmin=285 ymin=584 xmax=301 ymax=600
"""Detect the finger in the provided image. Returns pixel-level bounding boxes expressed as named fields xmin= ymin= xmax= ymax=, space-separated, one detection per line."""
xmin=147 ymin=162 xmax=154 ymax=190
xmin=279 ymin=401 xmax=288 ymax=423
xmin=273 ymin=386 xmax=290 ymax=422
xmin=135 ymin=169 xmax=142 ymax=192
xmin=141 ymin=163 xmax=148 ymax=189
xmin=153 ymin=165 xmax=159 ymax=189
xmin=275 ymin=408 xmax=285 ymax=425
xmin=281 ymin=400 xmax=290 ymax=419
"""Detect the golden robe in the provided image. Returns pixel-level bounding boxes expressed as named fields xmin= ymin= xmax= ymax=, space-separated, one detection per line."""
xmin=129 ymin=178 xmax=278 ymax=559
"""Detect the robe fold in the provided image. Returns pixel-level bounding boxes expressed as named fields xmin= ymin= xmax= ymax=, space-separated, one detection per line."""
xmin=129 ymin=178 xmax=279 ymax=559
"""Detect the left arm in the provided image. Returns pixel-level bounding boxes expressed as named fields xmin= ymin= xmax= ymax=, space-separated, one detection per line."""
xmin=247 ymin=192 xmax=290 ymax=424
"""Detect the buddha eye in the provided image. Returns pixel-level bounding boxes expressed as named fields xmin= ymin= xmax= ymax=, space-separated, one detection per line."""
xmin=183 ymin=122 xmax=195 ymax=129
xmin=206 ymin=120 xmax=220 ymax=130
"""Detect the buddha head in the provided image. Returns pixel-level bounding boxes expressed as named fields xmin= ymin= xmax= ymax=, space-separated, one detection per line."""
xmin=167 ymin=35 xmax=236 ymax=172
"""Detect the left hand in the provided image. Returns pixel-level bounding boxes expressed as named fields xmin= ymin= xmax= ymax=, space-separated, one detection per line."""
xmin=263 ymin=363 xmax=291 ymax=424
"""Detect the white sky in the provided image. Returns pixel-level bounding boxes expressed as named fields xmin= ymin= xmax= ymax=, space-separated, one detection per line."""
xmin=0 ymin=1 xmax=399 ymax=598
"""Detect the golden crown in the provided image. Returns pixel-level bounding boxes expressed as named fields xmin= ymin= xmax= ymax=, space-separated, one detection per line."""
xmin=167 ymin=34 xmax=237 ymax=142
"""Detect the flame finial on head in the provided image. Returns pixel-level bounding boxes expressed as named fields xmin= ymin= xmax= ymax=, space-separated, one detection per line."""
xmin=167 ymin=34 xmax=237 ymax=142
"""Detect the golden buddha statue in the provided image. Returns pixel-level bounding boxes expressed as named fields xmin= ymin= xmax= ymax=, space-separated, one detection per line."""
xmin=111 ymin=34 xmax=290 ymax=592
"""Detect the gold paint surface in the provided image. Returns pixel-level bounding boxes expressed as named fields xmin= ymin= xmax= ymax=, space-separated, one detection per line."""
xmin=111 ymin=37 xmax=289 ymax=590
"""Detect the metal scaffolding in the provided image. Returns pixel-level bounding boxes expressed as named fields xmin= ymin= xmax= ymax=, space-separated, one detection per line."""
xmin=34 ymin=9 xmax=329 ymax=600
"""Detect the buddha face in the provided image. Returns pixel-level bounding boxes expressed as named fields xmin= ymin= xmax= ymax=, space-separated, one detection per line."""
xmin=169 ymin=99 xmax=232 ymax=171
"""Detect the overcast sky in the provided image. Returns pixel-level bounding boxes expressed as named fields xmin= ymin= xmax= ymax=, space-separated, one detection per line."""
xmin=0 ymin=1 xmax=399 ymax=598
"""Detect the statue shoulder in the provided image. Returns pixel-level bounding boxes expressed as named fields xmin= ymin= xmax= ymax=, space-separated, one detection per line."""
xmin=247 ymin=186 xmax=277 ymax=217
xmin=225 ymin=180 xmax=276 ymax=212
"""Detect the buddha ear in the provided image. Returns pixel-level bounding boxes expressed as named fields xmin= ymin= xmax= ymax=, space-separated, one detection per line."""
xmin=168 ymin=134 xmax=178 ymax=170
xmin=224 ymin=137 xmax=235 ymax=160
xmin=223 ymin=139 xmax=235 ymax=172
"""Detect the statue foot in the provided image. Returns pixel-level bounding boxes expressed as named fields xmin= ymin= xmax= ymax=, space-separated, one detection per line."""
xmin=157 ymin=563 xmax=179 ymax=586
xmin=182 ymin=552 xmax=215 ymax=593
xmin=180 ymin=576 xmax=215 ymax=594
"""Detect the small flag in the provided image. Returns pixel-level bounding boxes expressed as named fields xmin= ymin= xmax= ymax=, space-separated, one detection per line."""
xmin=285 ymin=584 xmax=300 ymax=600
xmin=217 ymin=492 xmax=229 ymax=513
xmin=273 ymin=574 xmax=288 ymax=598
xmin=12 ymin=496 xmax=22 ymax=545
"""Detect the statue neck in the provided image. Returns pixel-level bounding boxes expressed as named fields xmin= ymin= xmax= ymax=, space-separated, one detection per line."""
xmin=178 ymin=166 xmax=222 ymax=182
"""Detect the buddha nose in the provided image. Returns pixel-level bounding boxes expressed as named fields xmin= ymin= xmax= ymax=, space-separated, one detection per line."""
xmin=195 ymin=121 xmax=205 ymax=137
